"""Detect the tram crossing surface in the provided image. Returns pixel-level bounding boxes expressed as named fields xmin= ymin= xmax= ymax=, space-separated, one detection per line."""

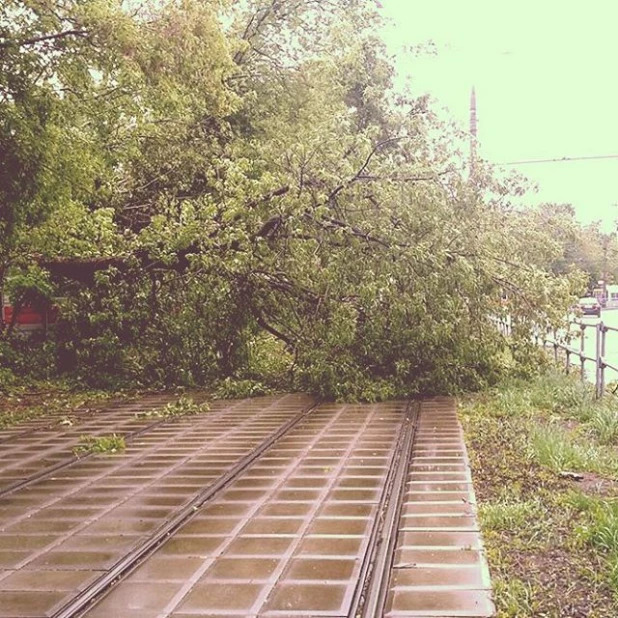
xmin=0 ymin=394 xmax=494 ymax=617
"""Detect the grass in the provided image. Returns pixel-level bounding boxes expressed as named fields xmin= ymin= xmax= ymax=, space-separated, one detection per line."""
xmin=590 ymin=406 xmax=618 ymax=444
xmin=135 ymin=395 xmax=210 ymax=419
xmin=531 ymin=425 xmax=618 ymax=476
xmin=461 ymin=367 xmax=618 ymax=617
xmin=213 ymin=378 xmax=274 ymax=399
xmin=73 ymin=433 xmax=126 ymax=455
xmin=479 ymin=498 xmax=548 ymax=534
xmin=492 ymin=579 xmax=539 ymax=616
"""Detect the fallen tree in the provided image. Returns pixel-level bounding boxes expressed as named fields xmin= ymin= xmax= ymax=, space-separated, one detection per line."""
xmin=0 ymin=0 xmax=581 ymax=397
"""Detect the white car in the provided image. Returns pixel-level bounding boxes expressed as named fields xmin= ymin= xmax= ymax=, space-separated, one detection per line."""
xmin=577 ymin=297 xmax=601 ymax=317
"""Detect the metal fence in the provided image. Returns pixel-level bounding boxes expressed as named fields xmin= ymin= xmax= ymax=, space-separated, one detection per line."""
xmin=495 ymin=315 xmax=618 ymax=398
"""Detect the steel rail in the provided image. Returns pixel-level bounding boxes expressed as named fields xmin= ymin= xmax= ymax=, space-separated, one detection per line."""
xmin=0 ymin=400 xmax=122 ymax=446
xmin=1 ymin=414 xmax=171 ymax=498
xmin=0 ymin=394 xmax=206 ymax=498
xmin=52 ymin=399 xmax=320 ymax=618
xmin=348 ymin=400 xmax=419 ymax=618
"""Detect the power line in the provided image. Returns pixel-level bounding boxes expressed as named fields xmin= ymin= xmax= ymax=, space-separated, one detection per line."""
xmin=500 ymin=154 xmax=618 ymax=165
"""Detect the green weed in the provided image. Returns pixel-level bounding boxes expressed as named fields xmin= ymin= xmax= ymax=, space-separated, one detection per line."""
xmin=136 ymin=395 xmax=210 ymax=420
xmin=488 ymin=368 xmax=607 ymax=425
xmin=213 ymin=378 xmax=274 ymax=399
xmin=567 ymin=495 xmax=618 ymax=594
xmin=462 ymin=369 xmax=618 ymax=615
xmin=492 ymin=578 xmax=539 ymax=617
xmin=73 ymin=433 xmax=125 ymax=455
xmin=576 ymin=500 xmax=618 ymax=554
xmin=559 ymin=490 xmax=600 ymax=512
xmin=528 ymin=370 xmax=593 ymax=417
xmin=492 ymin=388 xmax=533 ymax=418
xmin=480 ymin=499 xmax=547 ymax=533
xmin=589 ymin=406 xmax=618 ymax=444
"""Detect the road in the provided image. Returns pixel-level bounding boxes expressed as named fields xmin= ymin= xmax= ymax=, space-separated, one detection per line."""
xmin=566 ymin=309 xmax=618 ymax=384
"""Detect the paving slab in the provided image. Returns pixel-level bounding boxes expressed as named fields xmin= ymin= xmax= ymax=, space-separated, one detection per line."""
xmin=0 ymin=395 xmax=495 ymax=618
xmin=0 ymin=394 xmax=314 ymax=618
xmin=80 ymin=401 xmax=408 ymax=618
xmin=384 ymin=397 xmax=494 ymax=618
xmin=0 ymin=395 xmax=133 ymax=445
xmin=0 ymin=394 xmax=181 ymax=491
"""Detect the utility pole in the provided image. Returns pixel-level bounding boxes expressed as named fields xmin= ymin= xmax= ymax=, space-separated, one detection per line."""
xmin=601 ymin=205 xmax=618 ymax=306
xmin=602 ymin=237 xmax=608 ymax=306
xmin=469 ymin=86 xmax=478 ymax=179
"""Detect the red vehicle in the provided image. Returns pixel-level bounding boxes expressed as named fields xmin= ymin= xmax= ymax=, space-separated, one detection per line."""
xmin=1 ymin=294 xmax=57 ymax=332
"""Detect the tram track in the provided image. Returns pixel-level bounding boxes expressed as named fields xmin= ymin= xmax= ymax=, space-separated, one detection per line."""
xmin=0 ymin=393 xmax=164 ymax=446
xmin=352 ymin=400 xmax=418 ymax=618
xmin=1 ymin=396 xmax=493 ymax=618
xmin=0 ymin=400 xmax=308 ymax=520
xmin=1 ymin=406 xmax=178 ymax=498
xmin=46 ymin=400 xmax=418 ymax=618
xmin=51 ymin=399 xmax=320 ymax=618
xmin=0 ymin=393 xmax=199 ymax=498
xmin=0 ymin=394 xmax=319 ymax=618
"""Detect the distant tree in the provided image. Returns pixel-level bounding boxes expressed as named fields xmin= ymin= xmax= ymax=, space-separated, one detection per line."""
xmin=517 ymin=203 xmax=618 ymax=291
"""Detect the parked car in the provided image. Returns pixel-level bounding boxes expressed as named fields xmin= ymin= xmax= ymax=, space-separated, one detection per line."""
xmin=577 ymin=297 xmax=602 ymax=317
xmin=1 ymin=293 xmax=57 ymax=333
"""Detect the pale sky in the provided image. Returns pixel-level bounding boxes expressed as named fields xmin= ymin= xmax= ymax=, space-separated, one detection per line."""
xmin=380 ymin=0 xmax=618 ymax=230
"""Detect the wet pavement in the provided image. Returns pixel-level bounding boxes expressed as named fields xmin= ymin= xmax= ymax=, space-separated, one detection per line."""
xmin=0 ymin=394 xmax=315 ymax=616
xmin=0 ymin=394 xmax=180 ymax=493
xmin=385 ymin=398 xmax=493 ymax=617
xmin=0 ymin=394 xmax=494 ymax=618
xmin=0 ymin=396 xmax=130 ymax=445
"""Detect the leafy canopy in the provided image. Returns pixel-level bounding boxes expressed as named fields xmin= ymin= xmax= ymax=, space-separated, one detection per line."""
xmin=0 ymin=0 xmax=582 ymax=398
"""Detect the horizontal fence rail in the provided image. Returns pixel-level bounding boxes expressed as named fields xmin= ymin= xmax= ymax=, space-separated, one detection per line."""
xmin=539 ymin=320 xmax=618 ymax=398
xmin=494 ymin=316 xmax=618 ymax=398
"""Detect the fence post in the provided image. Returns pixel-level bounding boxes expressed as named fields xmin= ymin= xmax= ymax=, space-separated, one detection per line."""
xmin=600 ymin=324 xmax=607 ymax=397
xmin=566 ymin=350 xmax=570 ymax=374
xmin=580 ymin=323 xmax=586 ymax=382
xmin=553 ymin=329 xmax=558 ymax=363
xmin=595 ymin=322 xmax=602 ymax=398
xmin=554 ymin=342 xmax=558 ymax=363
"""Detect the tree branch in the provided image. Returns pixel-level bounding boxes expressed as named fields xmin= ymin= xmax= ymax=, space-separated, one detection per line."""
xmin=0 ymin=29 xmax=88 ymax=50
xmin=305 ymin=212 xmax=391 ymax=248
xmin=247 ymin=185 xmax=289 ymax=210
xmin=356 ymin=170 xmax=451 ymax=182
xmin=252 ymin=309 xmax=294 ymax=347
xmin=327 ymin=136 xmax=408 ymax=203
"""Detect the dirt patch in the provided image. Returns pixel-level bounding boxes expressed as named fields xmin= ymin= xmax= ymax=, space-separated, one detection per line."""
xmin=566 ymin=471 xmax=618 ymax=497
xmin=462 ymin=403 xmax=618 ymax=618
xmin=516 ymin=546 xmax=614 ymax=618
xmin=465 ymin=416 xmax=569 ymax=503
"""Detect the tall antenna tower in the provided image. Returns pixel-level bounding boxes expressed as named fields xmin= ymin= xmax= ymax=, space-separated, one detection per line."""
xmin=469 ymin=86 xmax=478 ymax=177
